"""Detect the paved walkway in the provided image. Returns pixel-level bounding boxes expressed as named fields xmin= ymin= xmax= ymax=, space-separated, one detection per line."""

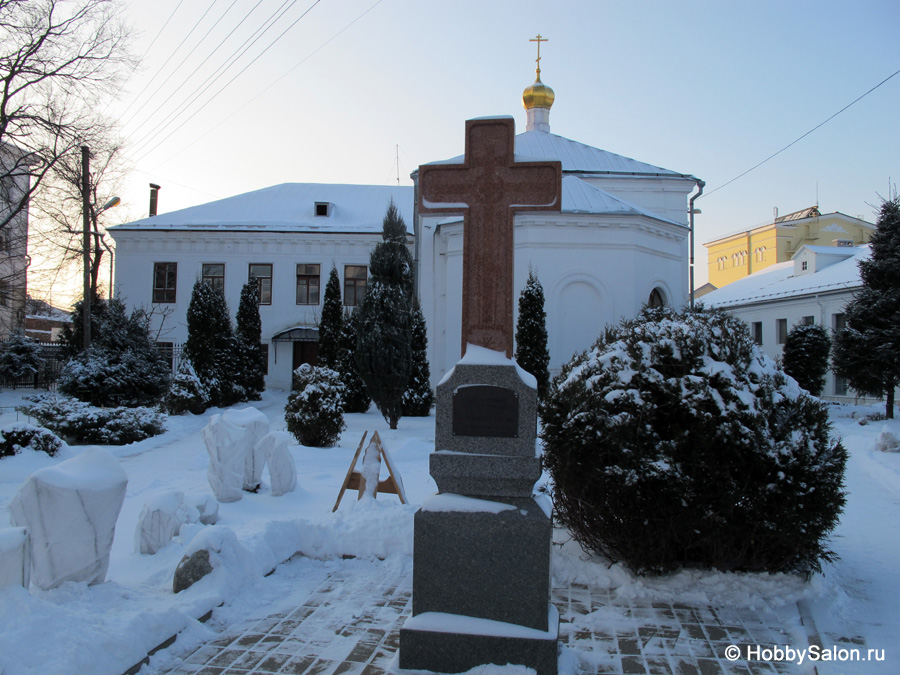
xmin=156 ymin=558 xmax=836 ymax=675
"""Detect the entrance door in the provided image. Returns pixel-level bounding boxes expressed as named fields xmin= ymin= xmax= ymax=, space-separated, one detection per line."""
xmin=292 ymin=341 xmax=319 ymax=372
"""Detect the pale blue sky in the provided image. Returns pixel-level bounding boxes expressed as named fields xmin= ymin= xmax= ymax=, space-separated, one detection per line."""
xmin=110 ymin=0 xmax=900 ymax=286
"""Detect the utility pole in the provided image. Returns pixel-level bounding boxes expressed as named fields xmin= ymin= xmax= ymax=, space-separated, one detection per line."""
xmin=81 ymin=146 xmax=91 ymax=349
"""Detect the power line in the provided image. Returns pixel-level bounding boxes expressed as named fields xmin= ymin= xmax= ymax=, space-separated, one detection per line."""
xmin=119 ymin=0 xmax=219 ymax=127
xmin=127 ymin=0 xmax=310 ymax=159
xmin=702 ymin=67 xmax=900 ymax=199
xmin=129 ymin=0 xmax=322 ymax=164
xmin=166 ymin=0 xmax=385 ymax=160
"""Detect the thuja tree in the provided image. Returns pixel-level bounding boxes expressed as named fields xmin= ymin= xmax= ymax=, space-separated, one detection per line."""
xmin=235 ymin=278 xmax=265 ymax=400
xmin=783 ymin=323 xmax=831 ymax=396
xmin=59 ymin=298 xmax=169 ymax=407
xmin=356 ymin=200 xmax=413 ymax=429
xmin=183 ymin=280 xmax=241 ymax=407
xmin=834 ymin=196 xmax=900 ymax=418
xmin=337 ymin=308 xmax=371 ymax=413
xmin=541 ymin=306 xmax=846 ymax=575
xmin=318 ymin=266 xmax=343 ymax=369
xmin=60 ymin=290 xmax=110 ymax=358
xmin=515 ymin=270 xmax=551 ymax=399
xmin=402 ymin=298 xmax=434 ymax=416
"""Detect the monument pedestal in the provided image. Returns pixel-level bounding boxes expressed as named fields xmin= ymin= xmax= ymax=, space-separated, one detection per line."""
xmin=399 ymin=358 xmax=558 ymax=674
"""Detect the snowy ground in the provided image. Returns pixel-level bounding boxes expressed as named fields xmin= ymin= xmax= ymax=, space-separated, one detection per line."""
xmin=0 ymin=389 xmax=897 ymax=675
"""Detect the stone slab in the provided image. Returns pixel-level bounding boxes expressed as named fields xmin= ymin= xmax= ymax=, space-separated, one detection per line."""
xmin=412 ymin=498 xmax=551 ymax=631
xmin=436 ymin=364 xmax=536 ymax=458
xmin=399 ymin=606 xmax=559 ymax=675
xmin=430 ymin=452 xmax=541 ymax=498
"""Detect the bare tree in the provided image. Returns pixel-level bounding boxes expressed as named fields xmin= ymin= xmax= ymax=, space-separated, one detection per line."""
xmin=0 ymin=0 xmax=134 ymax=331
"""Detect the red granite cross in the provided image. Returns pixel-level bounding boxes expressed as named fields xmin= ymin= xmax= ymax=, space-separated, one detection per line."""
xmin=418 ymin=117 xmax=562 ymax=359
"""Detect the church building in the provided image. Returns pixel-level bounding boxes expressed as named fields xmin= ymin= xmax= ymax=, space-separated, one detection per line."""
xmin=415 ymin=60 xmax=703 ymax=380
xmin=110 ymin=53 xmax=702 ymax=389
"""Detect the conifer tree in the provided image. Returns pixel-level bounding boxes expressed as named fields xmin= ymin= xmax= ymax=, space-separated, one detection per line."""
xmin=337 ymin=308 xmax=371 ymax=413
xmin=834 ymin=196 xmax=900 ymax=417
xmin=235 ymin=278 xmax=265 ymax=400
xmin=60 ymin=291 xmax=110 ymax=358
xmin=782 ymin=323 xmax=831 ymax=396
xmin=318 ymin=265 xmax=343 ymax=369
xmin=183 ymin=280 xmax=238 ymax=407
xmin=402 ymin=299 xmax=434 ymax=416
xmin=515 ymin=270 xmax=551 ymax=399
xmin=355 ymin=200 xmax=413 ymax=429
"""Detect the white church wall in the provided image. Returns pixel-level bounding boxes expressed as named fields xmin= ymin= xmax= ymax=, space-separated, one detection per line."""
xmin=580 ymin=175 xmax=695 ymax=227
xmin=422 ymin=212 xmax=690 ymax=383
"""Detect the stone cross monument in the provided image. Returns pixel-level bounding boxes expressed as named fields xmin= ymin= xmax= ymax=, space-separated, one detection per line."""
xmin=399 ymin=116 xmax=562 ymax=675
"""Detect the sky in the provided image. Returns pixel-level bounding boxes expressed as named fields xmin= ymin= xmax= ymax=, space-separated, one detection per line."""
xmin=61 ymin=0 xmax=899 ymax=301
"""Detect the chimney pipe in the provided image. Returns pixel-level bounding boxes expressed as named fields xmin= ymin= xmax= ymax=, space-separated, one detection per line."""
xmin=149 ymin=183 xmax=161 ymax=217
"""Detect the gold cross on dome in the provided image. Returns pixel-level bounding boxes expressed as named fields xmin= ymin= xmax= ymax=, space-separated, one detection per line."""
xmin=529 ymin=34 xmax=548 ymax=70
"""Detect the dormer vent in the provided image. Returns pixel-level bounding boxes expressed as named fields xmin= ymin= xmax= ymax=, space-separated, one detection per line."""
xmin=834 ymin=239 xmax=853 ymax=248
xmin=315 ymin=202 xmax=331 ymax=217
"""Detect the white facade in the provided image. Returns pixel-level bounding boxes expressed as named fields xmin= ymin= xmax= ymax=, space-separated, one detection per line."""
xmin=110 ymin=183 xmax=413 ymax=390
xmin=703 ymin=245 xmax=867 ymax=400
xmin=415 ymin=127 xmax=700 ymax=380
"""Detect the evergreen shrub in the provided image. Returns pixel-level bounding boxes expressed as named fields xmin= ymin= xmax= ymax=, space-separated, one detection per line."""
xmin=0 ymin=331 xmax=43 ymax=383
xmin=285 ymin=364 xmax=346 ymax=447
xmin=540 ymin=307 xmax=847 ymax=575
xmin=19 ymin=394 xmax=166 ymax=445
xmin=782 ymin=323 xmax=831 ymax=396
xmin=164 ymin=359 xmax=211 ymax=415
xmin=0 ymin=424 xmax=63 ymax=458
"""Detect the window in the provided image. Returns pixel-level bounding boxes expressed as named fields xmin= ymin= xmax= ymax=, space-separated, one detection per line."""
xmin=260 ymin=344 xmax=269 ymax=375
xmin=833 ymin=313 xmax=846 ymax=332
xmin=752 ymin=321 xmax=763 ymax=345
xmin=834 ymin=374 xmax=850 ymax=397
xmin=344 ymin=265 xmax=367 ymax=306
xmin=296 ymin=263 xmax=321 ymax=305
xmin=755 ymin=246 xmax=767 ymax=262
xmin=153 ymin=262 xmax=177 ymax=303
xmin=0 ymin=229 xmax=9 ymax=253
xmin=156 ymin=342 xmax=174 ymax=371
xmin=315 ymin=202 xmax=331 ymax=217
xmin=802 ymin=316 xmax=814 ymax=326
xmin=776 ymin=318 xmax=788 ymax=345
xmin=249 ymin=264 xmax=272 ymax=305
xmin=801 ymin=260 xmax=808 ymax=271
xmin=0 ymin=280 xmax=8 ymax=307
xmin=0 ymin=175 xmax=14 ymax=204
xmin=648 ymin=288 xmax=665 ymax=308
xmin=202 ymin=263 xmax=225 ymax=292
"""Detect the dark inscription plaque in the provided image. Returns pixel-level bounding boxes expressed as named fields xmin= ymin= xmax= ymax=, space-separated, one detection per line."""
xmin=452 ymin=385 xmax=519 ymax=438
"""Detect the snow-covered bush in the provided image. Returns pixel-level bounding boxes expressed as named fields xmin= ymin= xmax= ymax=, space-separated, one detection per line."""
xmin=58 ymin=300 xmax=170 ymax=407
xmin=540 ymin=307 xmax=847 ymax=575
xmin=18 ymin=394 xmax=166 ymax=445
xmin=0 ymin=331 xmax=43 ymax=383
xmin=164 ymin=359 xmax=210 ymax=415
xmin=0 ymin=424 xmax=63 ymax=458
xmin=285 ymin=364 xmax=346 ymax=447
xmin=782 ymin=323 xmax=831 ymax=396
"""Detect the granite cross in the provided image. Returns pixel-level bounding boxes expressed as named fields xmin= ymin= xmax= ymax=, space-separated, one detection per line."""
xmin=418 ymin=116 xmax=562 ymax=358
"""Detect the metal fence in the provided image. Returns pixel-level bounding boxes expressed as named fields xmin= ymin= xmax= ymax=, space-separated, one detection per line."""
xmin=0 ymin=341 xmax=66 ymax=390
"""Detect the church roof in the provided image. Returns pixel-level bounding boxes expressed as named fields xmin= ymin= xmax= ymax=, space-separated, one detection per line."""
xmin=425 ymin=129 xmax=692 ymax=178
xmin=111 ymin=183 xmax=414 ymax=234
xmin=703 ymin=245 xmax=867 ymax=308
xmin=561 ymin=176 xmax=683 ymax=225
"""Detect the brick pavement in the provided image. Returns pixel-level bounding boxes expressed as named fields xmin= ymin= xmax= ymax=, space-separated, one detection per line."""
xmin=159 ymin=561 xmax=824 ymax=675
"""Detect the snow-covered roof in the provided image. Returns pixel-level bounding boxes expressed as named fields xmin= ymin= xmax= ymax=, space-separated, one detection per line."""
xmin=426 ymin=130 xmax=693 ymax=178
xmin=111 ymin=183 xmax=414 ymax=234
xmin=703 ymin=245 xmax=868 ymax=308
xmin=560 ymin=176 xmax=683 ymax=226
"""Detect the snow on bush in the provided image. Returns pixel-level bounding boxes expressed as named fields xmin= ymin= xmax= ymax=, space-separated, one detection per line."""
xmin=165 ymin=359 xmax=211 ymax=415
xmin=285 ymin=364 xmax=346 ymax=448
xmin=540 ymin=307 xmax=847 ymax=575
xmin=0 ymin=331 xmax=43 ymax=382
xmin=18 ymin=394 xmax=166 ymax=445
xmin=0 ymin=423 xmax=63 ymax=458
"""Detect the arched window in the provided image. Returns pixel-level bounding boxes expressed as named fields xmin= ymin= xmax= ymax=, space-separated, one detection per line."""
xmin=648 ymin=288 xmax=665 ymax=308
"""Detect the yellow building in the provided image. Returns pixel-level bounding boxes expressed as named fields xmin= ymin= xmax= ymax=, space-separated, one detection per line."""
xmin=704 ymin=207 xmax=875 ymax=289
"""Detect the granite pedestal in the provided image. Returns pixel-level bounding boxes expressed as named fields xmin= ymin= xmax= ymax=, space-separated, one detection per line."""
xmin=399 ymin=359 xmax=558 ymax=675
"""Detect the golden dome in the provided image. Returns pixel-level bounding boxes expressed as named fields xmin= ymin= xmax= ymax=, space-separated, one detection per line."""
xmin=522 ymin=69 xmax=555 ymax=110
